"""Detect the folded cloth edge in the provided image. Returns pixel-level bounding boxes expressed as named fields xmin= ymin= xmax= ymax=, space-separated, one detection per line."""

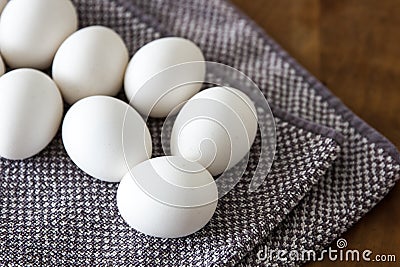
xmin=225 ymin=0 xmax=400 ymax=164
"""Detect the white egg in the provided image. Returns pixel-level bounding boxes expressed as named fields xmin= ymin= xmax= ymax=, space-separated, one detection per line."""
xmin=124 ymin=37 xmax=205 ymax=118
xmin=0 ymin=0 xmax=77 ymax=69
xmin=0 ymin=0 xmax=7 ymax=14
xmin=117 ymin=156 xmax=218 ymax=238
xmin=0 ymin=69 xmax=63 ymax=160
xmin=53 ymin=26 xmax=129 ymax=105
xmin=171 ymin=87 xmax=258 ymax=176
xmin=62 ymin=96 xmax=152 ymax=183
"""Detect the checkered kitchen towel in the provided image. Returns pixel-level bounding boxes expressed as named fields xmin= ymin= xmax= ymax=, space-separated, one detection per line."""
xmin=0 ymin=0 xmax=399 ymax=266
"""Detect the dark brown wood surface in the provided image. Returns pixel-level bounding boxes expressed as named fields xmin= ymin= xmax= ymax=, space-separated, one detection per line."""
xmin=230 ymin=0 xmax=400 ymax=266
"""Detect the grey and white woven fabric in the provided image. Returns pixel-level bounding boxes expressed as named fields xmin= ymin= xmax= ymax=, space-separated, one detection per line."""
xmin=0 ymin=0 xmax=399 ymax=266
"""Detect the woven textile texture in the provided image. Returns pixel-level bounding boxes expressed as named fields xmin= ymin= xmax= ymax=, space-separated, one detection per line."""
xmin=0 ymin=0 xmax=399 ymax=266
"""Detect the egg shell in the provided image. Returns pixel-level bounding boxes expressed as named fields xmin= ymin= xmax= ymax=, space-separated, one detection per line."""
xmin=0 ymin=0 xmax=78 ymax=69
xmin=62 ymin=96 xmax=152 ymax=183
xmin=0 ymin=69 xmax=63 ymax=160
xmin=117 ymin=156 xmax=218 ymax=238
xmin=53 ymin=26 xmax=129 ymax=104
xmin=0 ymin=0 xmax=7 ymax=14
xmin=124 ymin=37 xmax=205 ymax=118
xmin=171 ymin=87 xmax=258 ymax=175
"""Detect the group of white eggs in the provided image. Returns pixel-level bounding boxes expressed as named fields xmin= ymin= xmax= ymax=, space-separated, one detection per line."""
xmin=0 ymin=0 xmax=259 ymax=238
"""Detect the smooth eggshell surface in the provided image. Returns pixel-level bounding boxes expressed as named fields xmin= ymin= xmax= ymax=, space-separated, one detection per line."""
xmin=53 ymin=26 xmax=129 ymax=104
xmin=124 ymin=37 xmax=205 ymax=118
xmin=171 ymin=87 xmax=258 ymax=176
xmin=62 ymin=96 xmax=152 ymax=183
xmin=117 ymin=156 xmax=218 ymax=238
xmin=0 ymin=69 xmax=63 ymax=160
xmin=0 ymin=0 xmax=7 ymax=14
xmin=0 ymin=0 xmax=78 ymax=69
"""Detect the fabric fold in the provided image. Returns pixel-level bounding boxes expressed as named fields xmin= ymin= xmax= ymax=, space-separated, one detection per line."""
xmin=0 ymin=108 xmax=341 ymax=266
xmin=123 ymin=1 xmax=400 ymax=265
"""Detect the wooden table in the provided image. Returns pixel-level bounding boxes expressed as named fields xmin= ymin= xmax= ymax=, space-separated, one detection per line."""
xmin=230 ymin=0 xmax=400 ymax=266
